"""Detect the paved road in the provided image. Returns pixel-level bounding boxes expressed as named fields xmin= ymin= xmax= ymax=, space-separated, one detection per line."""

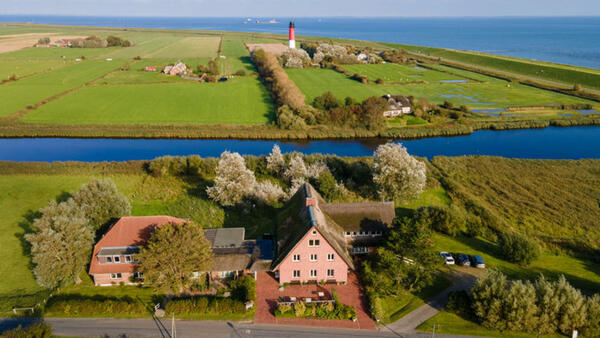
xmin=0 ymin=317 xmax=481 ymax=338
xmin=383 ymin=268 xmax=481 ymax=335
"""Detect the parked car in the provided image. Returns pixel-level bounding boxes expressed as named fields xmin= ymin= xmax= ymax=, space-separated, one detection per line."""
xmin=455 ymin=253 xmax=471 ymax=266
xmin=439 ymin=251 xmax=455 ymax=265
xmin=470 ymin=255 xmax=485 ymax=268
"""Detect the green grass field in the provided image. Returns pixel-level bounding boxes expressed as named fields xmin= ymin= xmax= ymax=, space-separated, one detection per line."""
xmin=23 ymin=77 xmax=275 ymax=124
xmin=391 ymin=43 xmax=600 ymax=90
xmin=286 ymin=67 xmax=595 ymax=108
xmin=343 ymin=63 xmax=467 ymax=83
xmin=0 ymin=59 xmax=70 ymax=80
xmin=0 ymin=46 xmax=117 ymax=60
xmin=0 ymin=60 xmax=120 ymax=117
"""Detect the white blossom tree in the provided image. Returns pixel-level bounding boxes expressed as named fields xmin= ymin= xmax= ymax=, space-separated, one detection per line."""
xmin=207 ymin=151 xmax=256 ymax=206
xmin=252 ymin=180 xmax=286 ymax=205
xmin=283 ymin=154 xmax=308 ymax=182
xmin=266 ymin=144 xmax=285 ymax=175
xmin=306 ymin=160 xmax=329 ymax=179
xmin=373 ymin=143 xmax=426 ymax=201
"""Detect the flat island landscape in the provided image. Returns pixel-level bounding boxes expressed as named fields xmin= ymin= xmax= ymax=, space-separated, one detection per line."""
xmin=1 ymin=14 xmax=600 ymax=338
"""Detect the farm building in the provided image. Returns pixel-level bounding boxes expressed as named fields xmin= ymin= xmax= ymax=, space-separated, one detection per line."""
xmin=145 ymin=66 xmax=156 ymax=72
xmin=383 ymin=94 xmax=412 ymax=117
xmin=163 ymin=62 xmax=187 ymax=76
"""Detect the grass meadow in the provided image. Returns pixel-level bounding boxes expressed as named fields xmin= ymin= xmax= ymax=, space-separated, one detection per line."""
xmin=0 ymin=60 xmax=120 ymax=117
xmin=392 ymin=43 xmax=600 ymax=90
xmin=0 ymin=59 xmax=70 ymax=80
xmin=23 ymin=77 xmax=275 ymax=124
xmin=343 ymin=63 xmax=467 ymax=83
xmin=286 ymin=67 xmax=596 ymax=108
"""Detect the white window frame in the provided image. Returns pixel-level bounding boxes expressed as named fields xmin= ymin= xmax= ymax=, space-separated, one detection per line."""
xmin=110 ymin=272 xmax=122 ymax=279
xmin=327 ymin=253 xmax=334 ymax=261
xmin=327 ymin=269 xmax=335 ymax=278
xmin=310 ymin=269 xmax=317 ymax=278
xmin=345 ymin=232 xmax=351 ymax=236
xmin=134 ymin=272 xmax=144 ymax=279
xmin=309 ymin=239 xmax=320 ymax=247
xmin=113 ymin=255 xmax=121 ymax=263
xmin=292 ymin=254 xmax=300 ymax=262
xmin=293 ymin=270 xmax=301 ymax=278
xmin=310 ymin=254 xmax=317 ymax=262
xmin=124 ymin=255 xmax=133 ymax=263
xmin=105 ymin=256 xmax=113 ymax=263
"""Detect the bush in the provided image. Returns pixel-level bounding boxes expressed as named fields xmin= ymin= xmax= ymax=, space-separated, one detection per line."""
xmin=312 ymin=92 xmax=341 ymax=111
xmin=165 ymin=295 xmax=246 ymax=315
xmin=148 ymin=156 xmax=188 ymax=176
xmin=375 ymin=78 xmax=384 ymax=84
xmin=44 ymin=295 xmax=147 ymax=316
xmin=0 ymin=322 xmax=52 ymax=338
xmin=277 ymin=303 xmax=291 ymax=314
xmin=229 ymin=276 xmax=256 ymax=302
xmin=252 ymin=49 xmax=305 ymax=110
xmin=234 ymin=70 xmax=246 ymax=76
xmin=499 ymin=231 xmax=540 ymax=265
xmin=414 ymin=206 xmax=465 ymax=236
xmin=369 ymin=295 xmax=384 ymax=321
xmin=293 ymin=301 xmax=306 ymax=317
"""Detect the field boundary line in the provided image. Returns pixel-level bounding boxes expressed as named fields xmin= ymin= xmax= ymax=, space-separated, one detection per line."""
xmin=3 ymin=61 xmax=127 ymax=121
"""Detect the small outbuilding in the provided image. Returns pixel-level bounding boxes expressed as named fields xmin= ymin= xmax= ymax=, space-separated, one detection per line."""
xmin=383 ymin=94 xmax=412 ymax=118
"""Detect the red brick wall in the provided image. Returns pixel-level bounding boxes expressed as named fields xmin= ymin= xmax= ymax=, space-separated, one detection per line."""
xmin=92 ymin=272 xmax=134 ymax=286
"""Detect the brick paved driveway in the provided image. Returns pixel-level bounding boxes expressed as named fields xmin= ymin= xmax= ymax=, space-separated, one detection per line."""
xmin=254 ymin=271 xmax=376 ymax=330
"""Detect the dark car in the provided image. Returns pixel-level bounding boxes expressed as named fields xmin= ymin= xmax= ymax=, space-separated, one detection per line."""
xmin=455 ymin=253 xmax=471 ymax=266
xmin=470 ymin=255 xmax=485 ymax=268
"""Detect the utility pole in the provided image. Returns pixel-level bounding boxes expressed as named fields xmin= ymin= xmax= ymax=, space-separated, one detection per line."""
xmin=171 ymin=312 xmax=176 ymax=338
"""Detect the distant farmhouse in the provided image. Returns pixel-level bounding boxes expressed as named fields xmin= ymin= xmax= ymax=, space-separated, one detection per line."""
xmin=383 ymin=94 xmax=412 ymax=118
xmin=89 ymin=183 xmax=394 ymax=287
xmin=163 ymin=62 xmax=187 ymax=76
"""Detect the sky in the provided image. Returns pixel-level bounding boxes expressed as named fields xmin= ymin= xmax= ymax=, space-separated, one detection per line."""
xmin=2 ymin=0 xmax=600 ymax=17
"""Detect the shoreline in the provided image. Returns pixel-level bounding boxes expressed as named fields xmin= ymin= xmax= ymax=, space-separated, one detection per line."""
xmin=0 ymin=118 xmax=598 ymax=141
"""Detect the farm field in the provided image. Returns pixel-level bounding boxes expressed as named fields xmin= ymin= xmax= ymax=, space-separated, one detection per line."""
xmin=286 ymin=67 xmax=595 ymax=108
xmin=0 ymin=60 xmax=120 ymax=117
xmin=23 ymin=77 xmax=275 ymax=124
xmin=0 ymin=59 xmax=69 ymax=80
xmin=343 ymin=63 xmax=468 ymax=83
xmin=392 ymin=43 xmax=600 ymax=90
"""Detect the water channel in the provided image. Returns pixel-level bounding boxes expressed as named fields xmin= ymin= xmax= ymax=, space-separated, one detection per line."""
xmin=0 ymin=126 xmax=599 ymax=162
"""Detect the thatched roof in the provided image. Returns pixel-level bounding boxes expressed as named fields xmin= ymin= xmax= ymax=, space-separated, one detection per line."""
xmin=320 ymin=202 xmax=395 ymax=232
xmin=271 ymin=183 xmax=354 ymax=270
xmin=210 ymin=253 xmax=251 ymax=272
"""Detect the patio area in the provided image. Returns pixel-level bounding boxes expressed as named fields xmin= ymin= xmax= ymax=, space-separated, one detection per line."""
xmin=255 ymin=271 xmax=376 ymax=330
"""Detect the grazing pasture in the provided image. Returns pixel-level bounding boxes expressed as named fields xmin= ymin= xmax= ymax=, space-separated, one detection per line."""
xmin=23 ymin=77 xmax=275 ymax=124
xmin=0 ymin=60 xmax=120 ymax=117
xmin=394 ymin=43 xmax=600 ymax=90
xmin=286 ymin=68 xmax=595 ymax=108
xmin=343 ymin=63 xmax=467 ymax=83
xmin=0 ymin=59 xmax=69 ymax=81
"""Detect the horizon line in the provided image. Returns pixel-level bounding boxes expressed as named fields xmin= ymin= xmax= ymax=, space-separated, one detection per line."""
xmin=2 ymin=14 xmax=600 ymax=19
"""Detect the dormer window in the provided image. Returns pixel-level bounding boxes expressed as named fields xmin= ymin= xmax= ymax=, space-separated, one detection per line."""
xmin=113 ymin=255 xmax=121 ymax=263
xmin=106 ymin=256 xmax=113 ymax=263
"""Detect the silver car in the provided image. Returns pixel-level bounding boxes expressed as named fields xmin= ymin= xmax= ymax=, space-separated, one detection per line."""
xmin=439 ymin=251 xmax=455 ymax=265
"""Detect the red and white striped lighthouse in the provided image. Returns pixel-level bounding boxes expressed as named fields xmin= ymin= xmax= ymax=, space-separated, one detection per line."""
xmin=289 ymin=21 xmax=296 ymax=49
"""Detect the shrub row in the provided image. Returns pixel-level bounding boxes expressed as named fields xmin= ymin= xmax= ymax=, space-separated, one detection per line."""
xmin=164 ymin=296 xmax=246 ymax=315
xmin=43 ymin=295 xmax=148 ymax=317
xmin=252 ymin=49 xmax=306 ymax=110
xmin=0 ymin=160 xmax=146 ymax=175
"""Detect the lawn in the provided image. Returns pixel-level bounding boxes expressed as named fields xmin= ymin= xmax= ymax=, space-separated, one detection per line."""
xmin=379 ymin=273 xmax=451 ymax=324
xmin=417 ymin=310 xmax=563 ymax=338
xmin=0 ymin=60 xmax=120 ymax=117
xmin=23 ymin=77 xmax=275 ymax=125
xmin=286 ymin=68 xmax=594 ymax=108
xmin=433 ymin=234 xmax=600 ymax=293
xmin=101 ymin=35 xmax=220 ymax=60
xmin=0 ymin=46 xmax=116 ymax=60
xmin=343 ymin=63 xmax=467 ymax=83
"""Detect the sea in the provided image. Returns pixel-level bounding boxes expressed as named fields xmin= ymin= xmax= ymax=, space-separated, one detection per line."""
xmin=1 ymin=15 xmax=599 ymax=69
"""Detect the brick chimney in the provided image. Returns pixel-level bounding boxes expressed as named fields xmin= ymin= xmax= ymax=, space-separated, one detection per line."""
xmin=306 ymin=197 xmax=318 ymax=207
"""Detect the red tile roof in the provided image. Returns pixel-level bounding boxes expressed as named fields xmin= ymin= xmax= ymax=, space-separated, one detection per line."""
xmin=89 ymin=216 xmax=186 ymax=275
